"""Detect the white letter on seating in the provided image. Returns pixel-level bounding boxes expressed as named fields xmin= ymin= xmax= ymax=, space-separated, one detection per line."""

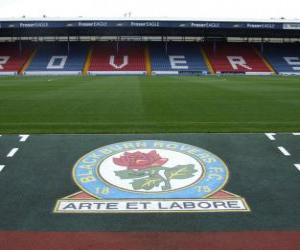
xmin=0 ymin=56 xmax=10 ymax=70
xmin=283 ymin=57 xmax=300 ymax=71
xmin=227 ymin=56 xmax=252 ymax=70
xmin=47 ymin=56 xmax=68 ymax=69
xmin=109 ymin=55 xmax=128 ymax=69
xmin=169 ymin=55 xmax=188 ymax=69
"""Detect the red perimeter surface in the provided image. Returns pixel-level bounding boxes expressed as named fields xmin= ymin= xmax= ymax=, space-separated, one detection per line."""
xmin=0 ymin=231 xmax=299 ymax=250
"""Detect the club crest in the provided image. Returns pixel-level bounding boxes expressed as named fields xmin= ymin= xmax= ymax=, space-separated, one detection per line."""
xmin=54 ymin=140 xmax=250 ymax=213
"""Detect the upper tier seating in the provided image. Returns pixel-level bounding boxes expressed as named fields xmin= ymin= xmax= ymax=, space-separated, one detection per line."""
xmin=150 ymin=43 xmax=208 ymax=75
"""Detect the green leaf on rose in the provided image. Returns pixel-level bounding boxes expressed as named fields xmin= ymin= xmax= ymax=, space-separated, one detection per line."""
xmin=165 ymin=164 xmax=197 ymax=180
xmin=114 ymin=169 xmax=148 ymax=179
xmin=131 ymin=175 xmax=164 ymax=190
xmin=114 ymin=165 xmax=197 ymax=191
xmin=114 ymin=166 xmax=164 ymax=179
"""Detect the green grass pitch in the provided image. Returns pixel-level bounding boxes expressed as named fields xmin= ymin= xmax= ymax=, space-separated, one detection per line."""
xmin=0 ymin=75 xmax=299 ymax=133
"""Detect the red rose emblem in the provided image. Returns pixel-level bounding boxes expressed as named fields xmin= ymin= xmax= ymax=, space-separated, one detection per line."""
xmin=113 ymin=150 xmax=168 ymax=170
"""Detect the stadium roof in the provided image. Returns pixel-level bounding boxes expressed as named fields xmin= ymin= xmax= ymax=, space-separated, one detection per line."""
xmin=0 ymin=17 xmax=300 ymax=22
xmin=0 ymin=18 xmax=300 ymax=38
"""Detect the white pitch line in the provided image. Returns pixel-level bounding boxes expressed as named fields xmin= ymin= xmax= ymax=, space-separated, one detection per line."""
xmin=265 ymin=133 xmax=276 ymax=141
xmin=293 ymin=133 xmax=300 ymax=136
xmin=294 ymin=164 xmax=300 ymax=171
xmin=7 ymin=148 xmax=19 ymax=158
xmin=277 ymin=146 xmax=291 ymax=156
xmin=0 ymin=165 xmax=5 ymax=172
xmin=19 ymin=134 xmax=30 ymax=142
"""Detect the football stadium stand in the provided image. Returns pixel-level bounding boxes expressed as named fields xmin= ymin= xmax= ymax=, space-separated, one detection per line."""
xmin=1 ymin=41 xmax=300 ymax=76
xmin=0 ymin=43 xmax=33 ymax=76
xmin=203 ymin=43 xmax=273 ymax=75
xmin=88 ymin=43 xmax=146 ymax=75
xmin=150 ymin=42 xmax=208 ymax=75
xmin=0 ymin=18 xmax=300 ymax=77
xmin=261 ymin=43 xmax=300 ymax=75
xmin=24 ymin=43 xmax=87 ymax=75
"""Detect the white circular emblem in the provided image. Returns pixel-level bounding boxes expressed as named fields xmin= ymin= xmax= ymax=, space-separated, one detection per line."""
xmin=73 ymin=140 xmax=229 ymax=199
xmin=98 ymin=149 xmax=204 ymax=193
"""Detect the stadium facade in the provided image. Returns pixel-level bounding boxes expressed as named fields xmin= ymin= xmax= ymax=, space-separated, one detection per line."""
xmin=0 ymin=18 xmax=300 ymax=76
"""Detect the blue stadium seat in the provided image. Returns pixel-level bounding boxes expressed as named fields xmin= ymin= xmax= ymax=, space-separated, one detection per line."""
xmin=261 ymin=43 xmax=300 ymax=75
xmin=26 ymin=43 xmax=87 ymax=75
xmin=150 ymin=42 xmax=208 ymax=75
